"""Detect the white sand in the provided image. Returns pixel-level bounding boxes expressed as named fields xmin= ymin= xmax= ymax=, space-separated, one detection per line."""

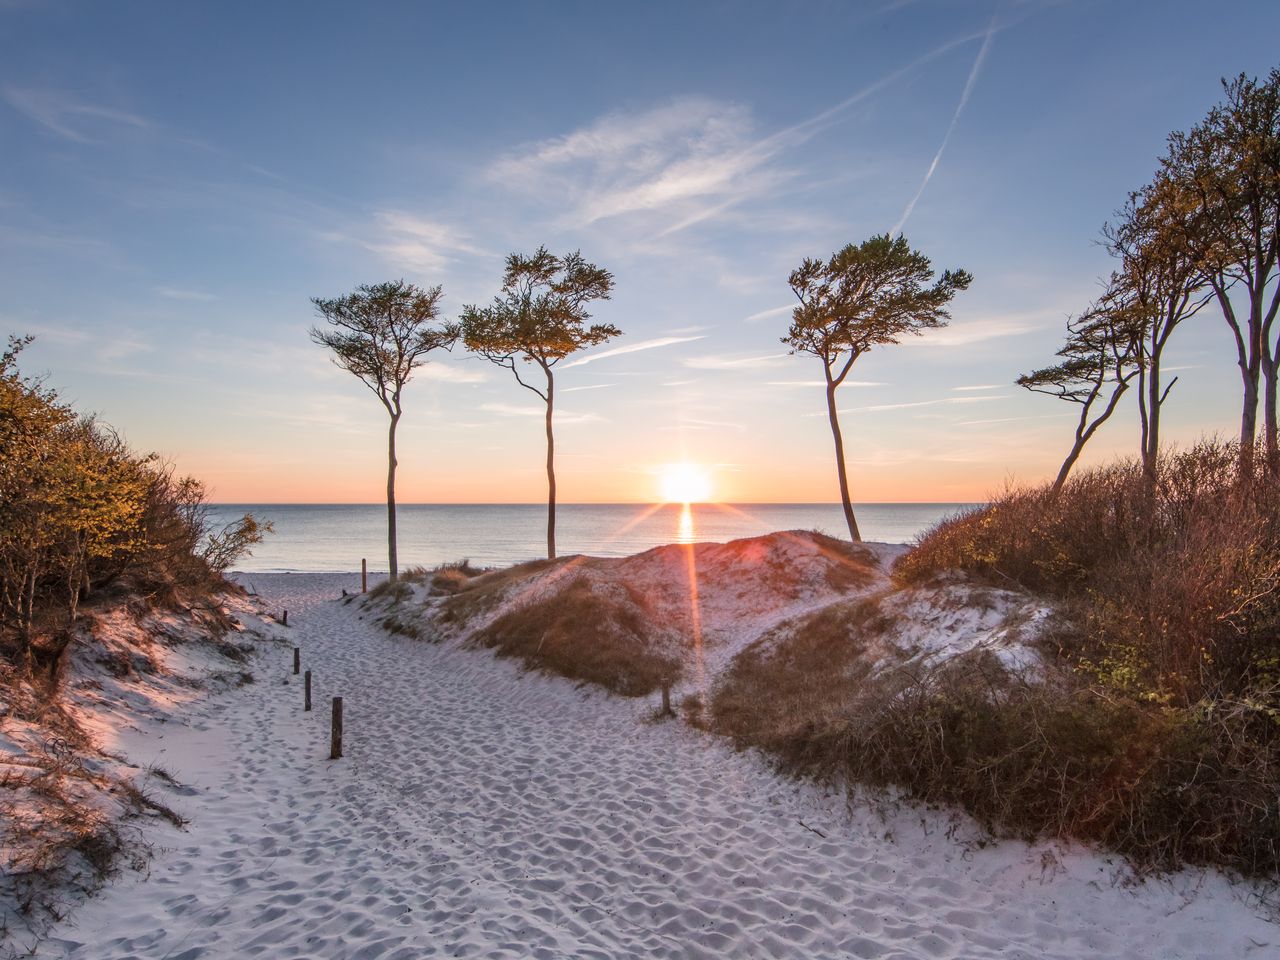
xmin=43 ymin=572 xmax=1276 ymax=959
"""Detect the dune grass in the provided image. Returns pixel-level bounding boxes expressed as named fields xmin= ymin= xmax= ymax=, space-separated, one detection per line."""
xmin=469 ymin=578 xmax=680 ymax=697
xmin=708 ymin=441 xmax=1280 ymax=879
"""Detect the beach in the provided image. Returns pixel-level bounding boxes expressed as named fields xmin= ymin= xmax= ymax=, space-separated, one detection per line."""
xmin=42 ymin=571 xmax=1275 ymax=959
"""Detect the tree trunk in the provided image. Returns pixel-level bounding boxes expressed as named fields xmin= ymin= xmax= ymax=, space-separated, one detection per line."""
xmin=1240 ymin=368 xmax=1259 ymax=479
xmin=544 ymin=370 xmax=557 ymax=560
xmin=1145 ymin=353 xmax=1161 ymax=484
xmin=1264 ymin=354 xmax=1278 ymax=476
xmin=1136 ymin=362 xmax=1151 ymax=478
xmin=824 ymin=380 xmax=861 ymax=542
xmin=1052 ymin=378 xmax=1131 ymax=495
xmin=386 ymin=412 xmax=400 ymax=581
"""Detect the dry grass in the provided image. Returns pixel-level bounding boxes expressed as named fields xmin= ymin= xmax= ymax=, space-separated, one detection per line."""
xmin=707 ymin=441 xmax=1280 ymax=879
xmin=710 ymin=596 xmax=894 ymax=751
xmin=712 ymin=611 xmax=1280 ymax=877
xmin=469 ymin=578 xmax=680 ymax=697
xmin=897 ymin=441 xmax=1280 ymax=705
xmin=436 ymin=557 xmax=560 ymax=627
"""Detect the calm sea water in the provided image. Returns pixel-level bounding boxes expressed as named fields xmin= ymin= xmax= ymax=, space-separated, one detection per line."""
xmin=208 ymin=503 xmax=976 ymax=573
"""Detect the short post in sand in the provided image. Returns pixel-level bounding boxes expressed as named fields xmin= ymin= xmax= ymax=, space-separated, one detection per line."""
xmin=304 ymin=670 xmax=312 ymax=712
xmin=282 ymin=609 xmax=288 ymax=627
xmin=330 ymin=697 xmax=343 ymax=760
xmin=293 ymin=647 xmax=300 ymax=675
xmin=660 ymin=682 xmax=674 ymax=718
xmin=361 ymin=558 xmax=367 ymax=593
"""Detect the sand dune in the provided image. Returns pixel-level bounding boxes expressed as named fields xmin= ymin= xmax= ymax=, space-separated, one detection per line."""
xmin=41 ymin=571 xmax=1275 ymax=958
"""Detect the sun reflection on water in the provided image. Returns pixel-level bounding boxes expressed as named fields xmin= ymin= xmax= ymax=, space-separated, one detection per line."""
xmin=676 ymin=503 xmax=695 ymax=544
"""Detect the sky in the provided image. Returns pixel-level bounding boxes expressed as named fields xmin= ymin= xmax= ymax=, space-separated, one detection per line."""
xmin=2 ymin=0 xmax=1278 ymax=504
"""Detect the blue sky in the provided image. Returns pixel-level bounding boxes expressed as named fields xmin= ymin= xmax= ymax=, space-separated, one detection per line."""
xmin=2 ymin=0 xmax=1277 ymax=503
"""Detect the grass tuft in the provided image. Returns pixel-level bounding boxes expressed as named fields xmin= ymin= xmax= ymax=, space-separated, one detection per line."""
xmin=469 ymin=578 xmax=680 ymax=696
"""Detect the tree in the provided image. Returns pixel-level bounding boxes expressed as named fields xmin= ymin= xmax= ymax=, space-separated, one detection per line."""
xmin=1103 ymin=184 xmax=1210 ymax=480
xmin=1018 ymin=301 xmax=1140 ymax=492
xmin=784 ymin=234 xmax=971 ymax=541
xmin=310 ymin=281 xmax=459 ymax=580
xmin=461 ymin=248 xmax=617 ymax=559
xmin=1160 ymin=69 xmax=1280 ymax=474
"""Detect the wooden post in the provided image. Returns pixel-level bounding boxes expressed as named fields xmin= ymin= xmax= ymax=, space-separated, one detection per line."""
xmin=661 ymin=683 xmax=673 ymax=717
xmin=304 ymin=670 xmax=312 ymax=712
xmin=282 ymin=609 xmax=288 ymax=627
xmin=330 ymin=697 xmax=343 ymax=760
xmin=361 ymin=558 xmax=367 ymax=593
xmin=293 ymin=647 xmax=300 ymax=675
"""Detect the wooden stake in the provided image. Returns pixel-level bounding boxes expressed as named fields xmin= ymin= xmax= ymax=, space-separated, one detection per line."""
xmin=293 ymin=647 xmax=300 ymax=675
xmin=282 ymin=609 xmax=288 ymax=627
xmin=661 ymin=683 xmax=673 ymax=717
xmin=304 ymin=670 xmax=312 ymax=712
xmin=330 ymin=697 xmax=343 ymax=760
xmin=361 ymin=558 xmax=367 ymax=593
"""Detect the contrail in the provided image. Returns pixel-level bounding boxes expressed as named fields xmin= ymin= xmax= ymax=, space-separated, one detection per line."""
xmin=891 ymin=14 xmax=999 ymax=236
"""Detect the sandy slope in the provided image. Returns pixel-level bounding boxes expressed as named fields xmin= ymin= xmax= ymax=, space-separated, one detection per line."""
xmin=43 ymin=573 xmax=1275 ymax=959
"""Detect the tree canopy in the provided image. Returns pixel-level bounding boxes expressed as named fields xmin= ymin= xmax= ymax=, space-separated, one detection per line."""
xmin=461 ymin=247 xmax=617 ymax=396
xmin=784 ymin=233 xmax=972 ymax=385
xmin=310 ymin=281 xmax=459 ymax=417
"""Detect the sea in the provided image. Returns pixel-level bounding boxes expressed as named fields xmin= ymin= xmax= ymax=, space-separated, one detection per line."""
xmin=207 ymin=503 xmax=978 ymax=573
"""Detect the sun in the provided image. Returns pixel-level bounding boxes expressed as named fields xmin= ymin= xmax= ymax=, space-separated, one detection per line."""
xmin=658 ymin=462 xmax=714 ymax=504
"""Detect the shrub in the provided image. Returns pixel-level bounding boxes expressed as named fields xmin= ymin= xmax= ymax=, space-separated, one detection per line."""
xmin=0 ymin=338 xmax=270 ymax=673
xmin=712 ymin=623 xmax=1280 ymax=877
xmin=896 ymin=441 xmax=1280 ymax=705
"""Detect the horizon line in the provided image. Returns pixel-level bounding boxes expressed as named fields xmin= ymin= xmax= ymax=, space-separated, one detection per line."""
xmin=208 ymin=500 xmax=983 ymax=507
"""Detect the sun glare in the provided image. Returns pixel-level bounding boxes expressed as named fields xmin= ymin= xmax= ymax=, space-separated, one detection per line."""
xmin=659 ymin=462 xmax=713 ymax=504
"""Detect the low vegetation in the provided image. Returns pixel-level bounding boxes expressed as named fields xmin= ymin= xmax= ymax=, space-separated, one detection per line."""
xmin=2 ymin=336 xmax=269 ymax=679
xmin=709 ymin=441 xmax=1280 ymax=880
xmin=1 ymin=339 xmax=271 ymax=940
xmin=470 ymin=578 xmax=680 ymax=697
xmin=897 ymin=440 xmax=1280 ymax=705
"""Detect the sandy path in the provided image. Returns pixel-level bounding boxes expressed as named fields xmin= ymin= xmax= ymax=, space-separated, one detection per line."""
xmin=44 ymin=574 xmax=1275 ymax=959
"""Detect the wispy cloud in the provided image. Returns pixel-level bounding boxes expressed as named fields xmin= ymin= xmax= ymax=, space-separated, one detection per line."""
xmin=821 ymin=394 xmax=1008 ymax=415
xmin=744 ymin=304 xmax=795 ymax=324
xmin=480 ymin=402 xmax=603 ymax=425
xmin=419 ymin=363 xmax=487 ymax=384
xmin=488 ymin=27 xmax=998 ymax=237
xmin=338 ymin=210 xmax=485 ymax=273
xmin=490 ymin=96 xmax=804 ymax=235
xmin=156 ymin=286 xmax=217 ymax=302
xmin=957 ymin=413 xmax=1072 ymax=426
xmin=28 ymin=323 xmax=154 ymax=362
xmin=2 ymin=86 xmax=149 ymax=142
xmin=891 ymin=15 xmax=998 ymax=234
xmin=951 ymin=383 xmax=1003 ymax=391
xmin=683 ymin=352 xmax=791 ymax=370
xmin=561 ymin=335 xmax=704 ymax=369
xmin=766 ymin=379 xmax=885 ymax=388
xmin=905 ymin=314 xmax=1043 ymax=347
xmin=560 ymin=383 xmax=614 ymax=393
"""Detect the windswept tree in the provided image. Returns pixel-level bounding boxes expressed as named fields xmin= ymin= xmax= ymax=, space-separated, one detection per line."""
xmin=784 ymin=234 xmax=971 ymax=541
xmin=1103 ymin=184 xmax=1210 ymax=479
xmin=1160 ymin=69 xmax=1280 ymax=474
xmin=1018 ymin=300 xmax=1140 ymax=492
xmin=461 ymin=248 xmax=617 ymax=560
xmin=310 ymin=281 xmax=459 ymax=581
